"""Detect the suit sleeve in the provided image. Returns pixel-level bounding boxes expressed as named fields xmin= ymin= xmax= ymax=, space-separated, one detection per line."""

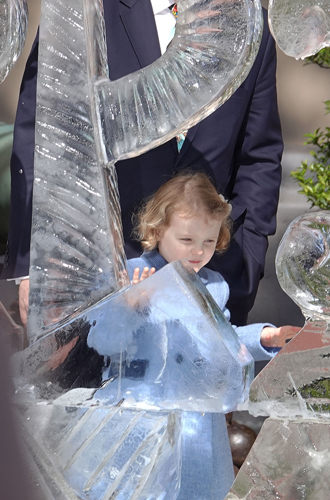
xmin=234 ymin=17 xmax=283 ymax=268
xmin=222 ymin=15 xmax=283 ymax=325
xmin=1 ymin=34 xmax=39 ymax=279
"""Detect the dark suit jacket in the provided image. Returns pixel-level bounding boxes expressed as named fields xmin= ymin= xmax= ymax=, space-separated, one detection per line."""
xmin=2 ymin=0 xmax=283 ymax=325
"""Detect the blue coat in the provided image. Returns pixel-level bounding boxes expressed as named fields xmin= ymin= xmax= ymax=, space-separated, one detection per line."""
xmin=127 ymin=250 xmax=279 ymax=362
xmin=2 ymin=3 xmax=282 ymax=326
xmin=127 ymin=250 xmax=278 ymax=500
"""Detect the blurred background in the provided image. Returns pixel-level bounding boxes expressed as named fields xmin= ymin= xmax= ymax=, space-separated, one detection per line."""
xmin=0 ymin=0 xmax=328 ymax=333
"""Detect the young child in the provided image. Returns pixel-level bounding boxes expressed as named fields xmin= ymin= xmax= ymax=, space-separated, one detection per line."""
xmin=127 ymin=171 xmax=299 ymax=351
xmin=126 ymin=172 xmax=300 ymax=499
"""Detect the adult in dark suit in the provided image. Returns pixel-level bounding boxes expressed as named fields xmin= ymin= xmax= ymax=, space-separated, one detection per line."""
xmin=2 ymin=0 xmax=282 ymax=327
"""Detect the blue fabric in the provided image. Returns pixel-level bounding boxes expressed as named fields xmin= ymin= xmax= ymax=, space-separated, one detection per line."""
xmin=127 ymin=250 xmax=279 ymax=500
xmin=128 ymin=250 xmax=279 ymax=362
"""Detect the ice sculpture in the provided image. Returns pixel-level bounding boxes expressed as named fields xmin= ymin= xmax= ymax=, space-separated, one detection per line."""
xmin=15 ymin=261 xmax=253 ymax=412
xmin=268 ymin=0 xmax=330 ymax=59
xmin=28 ymin=0 xmax=263 ymax=341
xmin=91 ymin=0 xmax=263 ymax=162
xmin=17 ymin=404 xmax=181 ymax=500
xmin=89 ymin=262 xmax=253 ymax=413
xmin=223 ymin=211 xmax=330 ymax=499
xmin=7 ymin=0 xmax=262 ymax=498
xmin=13 ymin=263 xmax=254 ymax=499
xmin=0 ymin=0 xmax=28 ymax=83
xmin=244 ymin=211 xmax=330 ymax=416
xmin=246 ymin=319 xmax=329 ymax=417
xmin=276 ymin=211 xmax=330 ymax=320
xmin=2 ymin=0 xmax=328 ymax=495
xmin=15 ymin=262 xmax=253 ymax=500
xmin=224 ymin=417 xmax=330 ymax=500
xmin=13 ymin=259 xmax=253 ymax=499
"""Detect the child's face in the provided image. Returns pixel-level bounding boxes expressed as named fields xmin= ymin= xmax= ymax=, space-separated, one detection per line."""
xmin=157 ymin=211 xmax=222 ymax=272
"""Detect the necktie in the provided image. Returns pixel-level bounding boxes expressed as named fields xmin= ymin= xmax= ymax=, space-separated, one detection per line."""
xmin=176 ymin=131 xmax=187 ymax=152
xmin=170 ymin=4 xmax=178 ymax=18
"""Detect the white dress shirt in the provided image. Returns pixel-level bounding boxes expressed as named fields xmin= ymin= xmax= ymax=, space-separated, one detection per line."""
xmin=150 ymin=0 xmax=176 ymax=54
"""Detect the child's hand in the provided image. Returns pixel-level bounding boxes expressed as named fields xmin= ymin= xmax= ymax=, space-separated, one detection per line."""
xmin=132 ymin=266 xmax=156 ymax=285
xmin=260 ymin=325 xmax=301 ymax=348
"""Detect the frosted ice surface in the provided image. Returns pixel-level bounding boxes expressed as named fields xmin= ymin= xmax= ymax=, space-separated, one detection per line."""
xmin=224 ymin=417 xmax=330 ymax=500
xmin=0 ymin=0 xmax=28 ymax=83
xmin=17 ymin=402 xmax=181 ymax=500
xmin=269 ymin=0 xmax=330 ymax=59
xmin=276 ymin=211 xmax=330 ymax=321
xmin=242 ymin=319 xmax=330 ymax=418
xmin=15 ymin=261 xmax=254 ymax=413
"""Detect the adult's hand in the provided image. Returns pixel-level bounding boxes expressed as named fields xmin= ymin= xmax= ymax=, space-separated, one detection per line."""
xmin=18 ymin=278 xmax=29 ymax=327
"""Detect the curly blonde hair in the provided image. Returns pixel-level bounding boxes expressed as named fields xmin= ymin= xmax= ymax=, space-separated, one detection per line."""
xmin=134 ymin=172 xmax=232 ymax=253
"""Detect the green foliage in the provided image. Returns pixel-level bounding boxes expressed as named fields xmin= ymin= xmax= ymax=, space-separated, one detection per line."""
xmin=304 ymin=47 xmax=330 ymax=69
xmin=291 ymin=105 xmax=330 ymax=211
xmin=291 ymin=48 xmax=330 ymax=210
xmin=286 ymin=376 xmax=330 ymax=412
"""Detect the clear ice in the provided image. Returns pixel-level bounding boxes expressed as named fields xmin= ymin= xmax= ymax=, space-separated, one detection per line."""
xmin=268 ymin=0 xmax=330 ymax=59
xmin=6 ymin=0 xmax=263 ymax=498
xmin=17 ymin=404 xmax=181 ymax=500
xmin=13 ymin=261 xmax=253 ymax=499
xmin=92 ymin=0 xmax=263 ymax=163
xmin=0 ymin=0 xmax=28 ymax=83
xmin=90 ymin=261 xmax=253 ymax=413
xmin=15 ymin=260 xmax=253 ymax=412
xmin=224 ymin=211 xmax=330 ymax=499
xmin=245 ymin=319 xmax=330 ymax=417
xmin=4 ymin=0 xmax=330 ymax=496
xmin=225 ymin=417 xmax=330 ymax=500
xmin=276 ymin=211 xmax=330 ymax=321
xmin=28 ymin=0 xmax=263 ymax=341
xmin=4 ymin=0 xmax=330 ymax=497
xmin=244 ymin=211 xmax=330 ymax=418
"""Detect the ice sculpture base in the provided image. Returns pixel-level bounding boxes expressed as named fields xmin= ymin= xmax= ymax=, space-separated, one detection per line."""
xmin=224 ymin=416 xmax=330 ymax=499
xmin=241 ymin=319 xmax=330 ymax=418
xmin=17 ymin=400 xmax=181 ymax=500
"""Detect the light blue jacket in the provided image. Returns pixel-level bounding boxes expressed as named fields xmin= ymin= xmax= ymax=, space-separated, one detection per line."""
xmin=127 ymin=250 xmax=279 ymax=362
xmin=127 ymin=250 xmax=279 ymax=500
